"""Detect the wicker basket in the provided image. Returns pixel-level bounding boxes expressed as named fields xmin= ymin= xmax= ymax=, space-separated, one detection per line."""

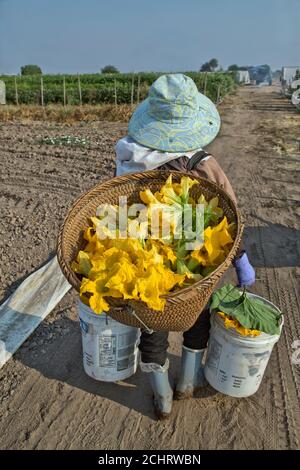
xmin=57 ymin=170 xmax=243 ymax=331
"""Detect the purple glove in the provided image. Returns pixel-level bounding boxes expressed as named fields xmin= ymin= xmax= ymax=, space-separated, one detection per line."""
xmin=233 ymin=252 xmax=255 ymax=287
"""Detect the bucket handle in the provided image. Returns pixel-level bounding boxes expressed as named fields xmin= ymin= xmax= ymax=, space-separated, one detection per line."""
xmin=112 ymin=305 xmax=154 ymax=334
xmin=130 ymin=310 xmax=154 ymax=334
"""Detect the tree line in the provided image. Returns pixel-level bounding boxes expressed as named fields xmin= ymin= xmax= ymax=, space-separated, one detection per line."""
xmin=18 ymin=61 xmax=256 ymax=76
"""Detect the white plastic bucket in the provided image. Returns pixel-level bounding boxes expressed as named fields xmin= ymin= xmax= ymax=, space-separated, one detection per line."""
xmin=78 ymin=301 xmax=140 ymax=382
xmin=204 ymin=293 xmax=283 ymax=397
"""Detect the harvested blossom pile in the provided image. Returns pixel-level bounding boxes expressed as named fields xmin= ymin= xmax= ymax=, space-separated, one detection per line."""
xmin=72 ymin=175 xmax=236 ymax=313
xmin=217 ymin=311 xmax=261 ymax=337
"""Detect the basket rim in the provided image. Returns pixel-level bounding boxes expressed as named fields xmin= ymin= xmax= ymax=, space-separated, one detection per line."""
xmin=57 ymin=170 xmax=243 ymax=299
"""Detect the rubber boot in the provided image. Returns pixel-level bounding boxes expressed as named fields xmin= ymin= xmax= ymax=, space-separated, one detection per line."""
xmin=175 ymin=346 xmax=207 ymax=400
xmin=140 ymin=359 xmax=173 ymax=420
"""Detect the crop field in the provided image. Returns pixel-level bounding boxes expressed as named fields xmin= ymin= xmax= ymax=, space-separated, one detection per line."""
xmin=0 ymin=84 xmax=299 ymax=450
xmin=0 ymin=71 xmax=235 ymax=105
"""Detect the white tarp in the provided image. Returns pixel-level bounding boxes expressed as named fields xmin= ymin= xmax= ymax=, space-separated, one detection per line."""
xmin=0 ymin=256 xmax=71 ymax=368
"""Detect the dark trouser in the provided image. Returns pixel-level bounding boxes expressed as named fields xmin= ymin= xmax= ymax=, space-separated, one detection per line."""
xmin=139 ymin=309 xmax=211 ymax=366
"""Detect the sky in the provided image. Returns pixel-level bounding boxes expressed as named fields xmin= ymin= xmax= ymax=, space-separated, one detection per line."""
xmin=0 ymin=0 xmax=299 ymax=74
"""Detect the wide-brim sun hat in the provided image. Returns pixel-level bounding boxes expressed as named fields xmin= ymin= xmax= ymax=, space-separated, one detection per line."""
xmin=128 ymin=73 xmax=221 ymax=152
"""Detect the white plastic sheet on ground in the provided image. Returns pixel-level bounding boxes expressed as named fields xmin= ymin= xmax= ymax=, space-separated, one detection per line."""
xmin=0 ymin=256 xmax=71 ymax=368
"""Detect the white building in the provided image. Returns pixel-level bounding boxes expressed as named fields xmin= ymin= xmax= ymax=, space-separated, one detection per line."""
xmin=236 ymin=70 xmax=250 ymax=84
xmin=282 ymin=67 xmax=300 ymax=85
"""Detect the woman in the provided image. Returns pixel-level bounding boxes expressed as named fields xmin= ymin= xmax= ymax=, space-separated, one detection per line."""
xmin=115 ymin=74 xmax=255 ymax=419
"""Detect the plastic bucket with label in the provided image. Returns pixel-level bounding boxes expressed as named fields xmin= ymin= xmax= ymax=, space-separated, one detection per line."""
xmin=78 ymin=301 xmax=140 ymax=382
xmin=204 ymin=294 xmax=283 ymax=397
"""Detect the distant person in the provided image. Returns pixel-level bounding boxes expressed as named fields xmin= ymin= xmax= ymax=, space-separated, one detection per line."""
xmin=115 ymin=74 xmax=255 ymax=419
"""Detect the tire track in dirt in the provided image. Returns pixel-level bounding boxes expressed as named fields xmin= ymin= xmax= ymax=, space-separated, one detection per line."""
xmin=244 ymin=191 xmax=282 ymax=449
xmin=242 ymin=122 xmax=300 ymax=449
xmin=208 ymin=86 xmax=300 ymax=449
xmin=273 ymin=271 xmax=300 ymax=449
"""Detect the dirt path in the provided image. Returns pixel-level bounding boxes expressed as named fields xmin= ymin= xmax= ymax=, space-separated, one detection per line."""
xmin=0 ymin=85 xmax=299 ymax=450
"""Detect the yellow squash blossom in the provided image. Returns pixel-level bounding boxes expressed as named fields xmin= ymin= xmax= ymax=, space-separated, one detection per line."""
xmin=133 ymin=264 xmax=185 ymax=311
xmin=139 ymin=188 xmax=161 ymax=205
xmin=191 ymin=216 xmax=234 ymax=267
xmin=159 ymin=174 xmax=182 ymax=205
xmin=80 ymin=276 xmax=110 ymax=313
xmin=105 ymin=258 xmax=138 ymax=300
xmin=217 ymin=311 xmax=261 ymax=336
xmin=147 ymin=239 xmax=177 ymax=265
xmin=178 ymin=176 xmax=198 ymax=202
xmin=73 ymin=176 xmax=236 ymax=314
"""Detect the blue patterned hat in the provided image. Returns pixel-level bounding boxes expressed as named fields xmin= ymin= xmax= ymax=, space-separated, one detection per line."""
xmin=128 ymin=73 xmax=220 ymax=152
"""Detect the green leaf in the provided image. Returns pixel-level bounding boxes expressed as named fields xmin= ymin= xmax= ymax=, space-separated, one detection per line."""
xmin=200 ymin=266 xmax=215 ymax=277
xmin=203 ymin=203 xmax=223 ymax=228
xmin=186 ymin=257 xmax=200 ymax=272
xmin=176 ymin=240 xmax=188 ymax=260
xmin=176 ymin=259 xmax=202 ymax=281
xmin=162 ymin=187 xmax=182 ymax=205
xmin=73 ymin=251 xmax=92 ymax=277
xmin=210 ymin=284 xmax=282 ymax=335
